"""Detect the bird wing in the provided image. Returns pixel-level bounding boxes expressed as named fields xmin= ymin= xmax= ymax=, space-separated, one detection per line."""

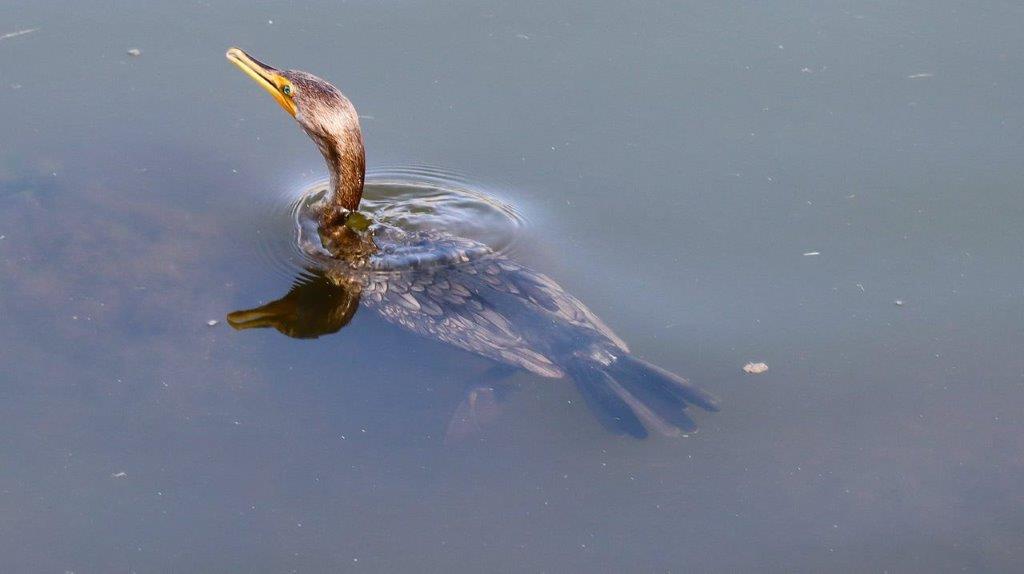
xmin=493 ymin=259 xmax=630 ymax=353
xmin=355 ymin=231 xmax=629 ymax=378
xmin=362 ymin=261 xmax=566 ymax=378
xmin=361 ymin=263 xmax=629 ymax=381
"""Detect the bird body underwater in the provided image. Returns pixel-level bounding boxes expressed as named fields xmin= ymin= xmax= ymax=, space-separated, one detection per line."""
xmin=225 ymin=48 xmax=720 ymax=438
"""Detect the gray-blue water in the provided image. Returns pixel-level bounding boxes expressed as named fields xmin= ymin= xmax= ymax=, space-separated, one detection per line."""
xmin=2 ymin=1 xmax=1023 ymax=571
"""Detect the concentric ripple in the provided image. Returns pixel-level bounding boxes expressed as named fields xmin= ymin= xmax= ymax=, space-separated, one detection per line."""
xmin=255 ymin=165 xmax=527 ymax=279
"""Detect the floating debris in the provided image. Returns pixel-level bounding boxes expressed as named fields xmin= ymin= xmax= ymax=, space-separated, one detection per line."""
xmin=894 ymin=299 xmax=904 ymax=306
xmin=206 ymin=319 xmax=219 ymax=327
xmin=0 ymin=28 xmax=39 ymax=41
xmin=743 ymin=362 xmax=769 ymax=374
xmin=127 ymin=48 xmax=142 ymax=57
xmin=906 ymin=73 xmax=933 ymax=79
xmin=803 ymin=251 xmax=820 ymax=257
xmin=111 ymin=471 xmax=127 ymax=478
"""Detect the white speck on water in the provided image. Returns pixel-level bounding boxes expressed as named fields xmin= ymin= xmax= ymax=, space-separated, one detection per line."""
xmin=268 ymin=20 xmax=274 ymax=25
xmin=856 ymin=283 xmax=865 ymax=292
xmin=206 ymin=319 xmax=219 ymax=326
xmin=112 ymin=471 xmax=127 ymax=478
xmin=801 ymin=67 xmax=813 ymax=73
xmin=803 ymin=251 xmax=820 ymax=256
xmin=743 ymin=362 xmax=769 ymax=374
xmin=894 ymin=299 xmax=904 ymax=306
xmin=515 ymin=33 xmax=530 ymax=40
xmin=907 ymin=73 xmax=933 ymax=79
xmin=0 ymin=28 xmax=39 ymax=41
xmin=127 ymin=48 xmax=141 ymax=57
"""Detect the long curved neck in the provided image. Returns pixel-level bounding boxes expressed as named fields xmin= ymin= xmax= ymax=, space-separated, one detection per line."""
xmin=316 ymin=127 xmax=365 ymax=226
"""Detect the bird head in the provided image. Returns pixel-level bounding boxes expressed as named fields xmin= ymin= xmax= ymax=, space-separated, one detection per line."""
xmin=226 ymin=47 xmax=365 ymax=214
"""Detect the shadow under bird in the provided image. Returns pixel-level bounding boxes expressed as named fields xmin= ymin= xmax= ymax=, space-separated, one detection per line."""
xmin=224 ymin=48 xmax=720 ymax=438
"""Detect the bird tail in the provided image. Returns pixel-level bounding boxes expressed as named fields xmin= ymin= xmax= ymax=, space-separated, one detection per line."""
xmin=565 ymin=354 xmax=720 ymax=438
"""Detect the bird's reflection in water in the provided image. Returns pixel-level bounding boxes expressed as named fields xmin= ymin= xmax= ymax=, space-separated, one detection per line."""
xmin=227 ymin=266 xmax=513 ymax=441
xmin=228 ymin=224 xmax=720 ymax=440
xmin=228 ymin=270 xmax=361 ymax=339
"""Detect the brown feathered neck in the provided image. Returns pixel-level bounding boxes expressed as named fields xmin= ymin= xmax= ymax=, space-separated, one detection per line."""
xmin=311 ymin=126 xmax=365 ymax=228
xmin=281 ymin=69 xmax=365 ymax=228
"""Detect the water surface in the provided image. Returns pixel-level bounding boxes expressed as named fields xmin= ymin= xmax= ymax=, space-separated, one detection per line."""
xmin=2 ymin=1 xmax=1023 ymax=571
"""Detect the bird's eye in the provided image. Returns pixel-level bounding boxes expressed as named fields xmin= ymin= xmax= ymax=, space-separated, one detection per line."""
xmin=282 ymin=84 xmax=293 ymax=96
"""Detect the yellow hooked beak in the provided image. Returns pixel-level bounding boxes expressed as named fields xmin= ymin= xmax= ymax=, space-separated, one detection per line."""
xmin=226 ymin=47 xmax=298 ymax=117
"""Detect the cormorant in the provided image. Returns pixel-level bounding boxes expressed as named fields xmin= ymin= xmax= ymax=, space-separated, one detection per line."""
xmin=225 ymin=48 xmax=720 ymax=438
